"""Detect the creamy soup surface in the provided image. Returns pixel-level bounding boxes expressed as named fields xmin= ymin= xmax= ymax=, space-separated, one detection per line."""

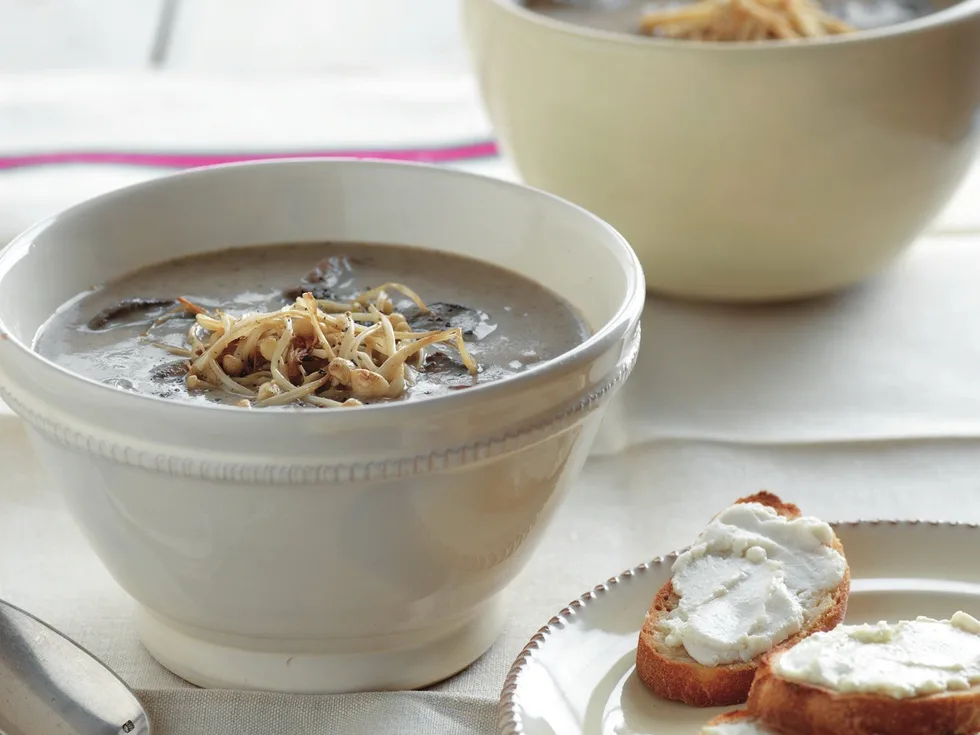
xmin=35 ymin=242 xmax=590 ymax=408
xmin=523 ymin=0 xmax=937 ymax=33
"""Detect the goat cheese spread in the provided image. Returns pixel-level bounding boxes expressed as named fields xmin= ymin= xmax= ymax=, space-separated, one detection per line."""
xmin=773 ymin=612 xmax=980 ymax=699
xmin=661 ymin=502 xmax=846 ymax=666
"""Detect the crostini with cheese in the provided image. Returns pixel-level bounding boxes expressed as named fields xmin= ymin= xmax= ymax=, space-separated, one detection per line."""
xmin=637 ymin=492 xmax=850 ymax=707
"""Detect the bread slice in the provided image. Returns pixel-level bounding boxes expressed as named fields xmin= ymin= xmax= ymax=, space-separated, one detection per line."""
xmin=700 ymin=710 xmax=771 ymax=733
xmin=636 ymin=491 xmax=850 ymax=707
xmin=747 ymin=618 xmax=980 ymax=735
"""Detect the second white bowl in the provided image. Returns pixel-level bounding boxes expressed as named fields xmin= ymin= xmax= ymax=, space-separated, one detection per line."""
xmin=464 ymin=0 xmax=980 ymax=301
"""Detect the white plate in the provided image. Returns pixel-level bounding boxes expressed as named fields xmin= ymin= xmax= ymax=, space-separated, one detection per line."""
xmin=499 ymin=520 xmax=980 ymax=735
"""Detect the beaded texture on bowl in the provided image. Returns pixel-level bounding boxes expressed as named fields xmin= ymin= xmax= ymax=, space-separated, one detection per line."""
xmin=1 ymin=323 xmax=641 ymax=484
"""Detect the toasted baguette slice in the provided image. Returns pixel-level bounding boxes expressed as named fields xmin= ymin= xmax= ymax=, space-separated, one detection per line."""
xmin=636 ymin=491 xmax=850 ymax=707
xmin=748 ymin=618 xmax=980 ymax=735
xmin=700 ymin=710 xmax=771 ymax=733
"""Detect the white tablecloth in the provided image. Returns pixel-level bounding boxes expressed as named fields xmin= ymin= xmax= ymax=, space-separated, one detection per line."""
xmin=2 ymin=69 xmax=980 ymax=735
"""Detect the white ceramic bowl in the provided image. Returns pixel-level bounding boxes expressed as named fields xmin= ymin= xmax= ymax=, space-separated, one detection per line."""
xmin=0 ymin=160 xmax=644 ymax=693
xmin=463 ymin=0 xmax=980 ymax=301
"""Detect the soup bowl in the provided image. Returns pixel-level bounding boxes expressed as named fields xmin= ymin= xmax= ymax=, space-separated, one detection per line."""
xmin=0 ymin=160 xmax=644 ymax=693
xmin=463 ymin=0 xmax=980 ymax=301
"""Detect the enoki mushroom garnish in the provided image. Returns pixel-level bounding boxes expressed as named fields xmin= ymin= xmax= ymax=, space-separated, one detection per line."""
xmin=151 ymin=283 xmax=478 ymax=408
xmin=640 ymin=0 xmax=854 ymax=41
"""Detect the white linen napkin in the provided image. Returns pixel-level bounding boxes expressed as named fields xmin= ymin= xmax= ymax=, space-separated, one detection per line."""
xmin=0 ymin=71 xmax=507 ymax=245
xmin=590 ymin=233 xmax=980 ymax=454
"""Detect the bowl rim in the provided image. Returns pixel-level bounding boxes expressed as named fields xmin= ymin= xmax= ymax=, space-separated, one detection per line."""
xmin=488 ymin=0 xmax=980 ymax=51
xmin=0 ymin=157 xmax=645 ymax=423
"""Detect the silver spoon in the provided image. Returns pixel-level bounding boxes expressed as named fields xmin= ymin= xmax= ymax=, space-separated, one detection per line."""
xmin=0 ymin=599 xmax=150 ymax=735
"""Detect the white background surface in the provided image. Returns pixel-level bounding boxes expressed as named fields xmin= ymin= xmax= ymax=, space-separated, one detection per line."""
xmin=0 ymin=0 xmax=469 ymax=72
xmin=2 ymin=2 xmax=980 ymax=734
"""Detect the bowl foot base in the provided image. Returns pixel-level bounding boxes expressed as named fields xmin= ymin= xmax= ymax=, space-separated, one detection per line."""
xmin=135 ymin=595 xmax=508 ymax=693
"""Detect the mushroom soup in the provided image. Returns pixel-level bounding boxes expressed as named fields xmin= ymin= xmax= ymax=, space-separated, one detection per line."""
xmin=34 ymin=242 xmax=590 ymax=409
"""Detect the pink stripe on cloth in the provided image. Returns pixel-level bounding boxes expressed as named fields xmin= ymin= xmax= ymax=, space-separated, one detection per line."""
xmin=0 ymin=141 xmax=500 ymax=171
